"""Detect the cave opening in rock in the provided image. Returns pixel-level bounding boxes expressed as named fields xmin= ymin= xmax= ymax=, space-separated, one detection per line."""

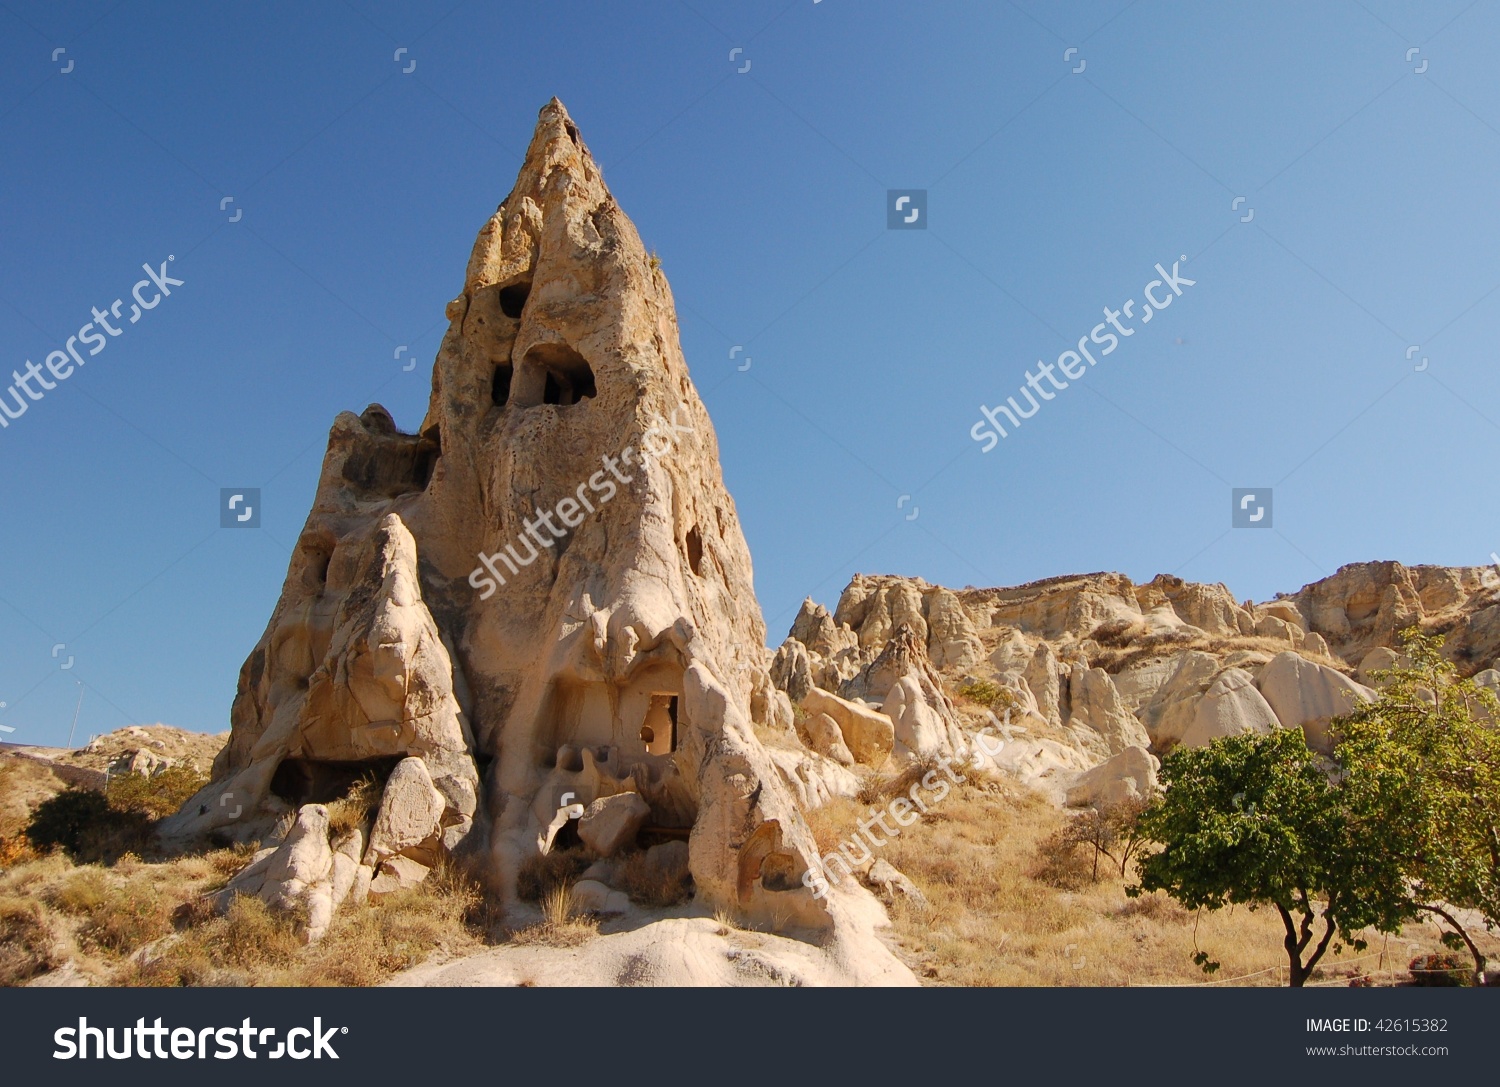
xmin=341 ymin=428 xmax=440 ymax=498
xmin=639 ymin=694 xmax=678 ymax=755
xmin=269 ymin=756 xmax=404 ymax=807
xmin=498 ymin=282 xmax=530 ymax=319
xmin=492 ymin=363 xmax=513 ymax=407
xmin=685 ymin=525 xmax=704 ymax=576
xmin=519 ymin=343 xmax=596 ymax=407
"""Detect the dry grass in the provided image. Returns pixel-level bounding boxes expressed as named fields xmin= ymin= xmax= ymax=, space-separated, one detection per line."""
xmin=120 ymin=858 xmax=486 ymax=987
xmin=516 ymin=846 xmax=594 ymax=902
xmin=0 ymin=830 xmax=488 ymax=987
xmin=1088 ymin=629 xmax=1351 ymax=676
xmin=0 ymin=895 xmax=62 ymax=985
xmin=506 ymin=885 xmax=599 ymax=948
xmin=808 ymin=771 xmax=1487 ymax=986
xmin=613 ymin=849 xmax=693 ymax=908
xmin=326 ymin=775 xmax=382 ymax=838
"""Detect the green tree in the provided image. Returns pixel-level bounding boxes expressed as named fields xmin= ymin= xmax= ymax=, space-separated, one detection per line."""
xmin=1334 ymin=629 xmax=1500 ymax=981
xmin=1131 ymin=728 xmax=1412 ymax=986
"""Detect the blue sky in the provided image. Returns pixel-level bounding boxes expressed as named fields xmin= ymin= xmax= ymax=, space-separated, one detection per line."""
xmin=2 ymin=0 xmax=1498 ymax=745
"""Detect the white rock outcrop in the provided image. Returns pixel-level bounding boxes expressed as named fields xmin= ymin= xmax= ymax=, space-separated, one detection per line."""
xmin=1065 ymin=746 xmax=1159 ymax=809
xmin=1179 ymin=668 xmax=1280 ymax=749
xmin=1256 ymin=652 xmax=1376 ymax=753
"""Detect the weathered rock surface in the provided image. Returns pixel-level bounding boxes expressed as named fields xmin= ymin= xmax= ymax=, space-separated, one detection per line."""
xmin=1139 ymin=652 xmax=1223 ymax=750
xmin=365 ymin=756 xmax=446 ymax=869
xmin=577 ymin=791 xmax=651 ymax=856
xmin=1065 ymin=746 xmax=1158 ymax=809
xmin=167 ymin=99 xmax=874 ymax=946
xmin=1179 ymin=668 xmax=1280 ymax=749
xmin=1067 ymin=667 xmax=1150 ymax=756
xmin=1256 ymin=652 xmax=1376 ymax=753
xmin=796 ymin=711 xmax=855 ymax=766
xmin=800 ymin=688 xmax=894 ymax=768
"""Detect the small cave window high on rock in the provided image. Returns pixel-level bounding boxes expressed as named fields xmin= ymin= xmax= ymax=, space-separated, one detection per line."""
xmin=492 ymin=362 xmax=513 ymax=407
xmin=498 ymin=282 xmax=530 ymax=319
xmin=514 ymin=342 xmax=596 ymax=408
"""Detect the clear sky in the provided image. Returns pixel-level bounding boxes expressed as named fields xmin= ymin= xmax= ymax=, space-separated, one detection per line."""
xmin=2 ymin=0 xmax=1498 ymax=745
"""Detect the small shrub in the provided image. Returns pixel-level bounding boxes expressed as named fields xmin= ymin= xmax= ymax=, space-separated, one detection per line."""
xmin=24 ymin=784 xmax=158 ymax=863
xmin=1408 ymin=953 xmax=1475 ymax=987
xmin=957 ymin=679 xmax=1012 ymax=709
xmin=516 ymin=847 xmax=593 ymax=903
xmin=1030 ymin=829 xmax=1094 ymax=891
xmin=24 ymin=789 xmax=112 ymax=856
xmin=107 ymin=766 xmax=209 ymax=820
xmin=327 ymin=775 xmax=382 ymax=838
xmin=614 ymin=849 xmax=693 ymax=908
xmin=48 ymin=869 xmax=172 ymax=954
xmin=0 ymin=895 xmax=60 ymax=985
xmin=0 ymin=835 xmax=38 ymax=869
xmin=509 ymin=885 xmax=598 ymax=948
xmin=48 ymin=867 xmax=110 ymax=915
xmin=81 ymin=882 xmax=172 ymax=954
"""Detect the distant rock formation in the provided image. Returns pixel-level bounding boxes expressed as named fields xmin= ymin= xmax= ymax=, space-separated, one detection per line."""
xmin=771 ymin=561 xmax=1500 ymax=803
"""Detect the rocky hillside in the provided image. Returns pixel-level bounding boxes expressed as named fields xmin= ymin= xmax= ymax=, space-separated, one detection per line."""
xmin=0 ymin=725 xmax=225 ymax=838
xmin=762 ymin=561 xmax=1500 ymax=810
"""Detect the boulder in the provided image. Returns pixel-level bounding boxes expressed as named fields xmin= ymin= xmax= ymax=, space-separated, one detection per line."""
xmin=1139 ymin=651 xmax=1222 ymax=749
xmin=262 ymin=804 xmax=334 ymax=909
xmin=571 ymin=879 xmax=630 ymax=915
xmin=882 ymin=675 xmax=950 ymax=759
xmin=1065 ymin=746 xmax=1158 ymax=809
xmin=1356 ymin=646 xmax=1403 ymax=685
xmin=1256 ymin=652 xmax=1376 ymax=753
xmin=329 ymin=828 xmax=365 ymax=912
xmin=365 ymin=756 xmax=446 ymax=868
xmin=924 ymin=588 xmax=984 ymax=672
xmin=369 ymin=854 xmax=432 ymax=897
xmin=801 ymin=687 xmax=894 ymax=767
xmin=770 ymin=639 xmax=814 ymax=703
xmin=577 ymin=792 xmax=651 ymax=856
xmin=1024 ymin=641 xmax=1065 ymax=727
xmin=1179 ymin=668 xmax=1279 ymax=748
xmin=1254 ymin=614 xmax=1301 ymax=644
xmin=1068 ymin=667 xmax=1150 ymax=755
xmin=788 ymin=598 xmax=858 ymax=659
xmin=644 ymin=840 xmax=690 ymax=884
xmin=797 ymin=711 xmax=855 ymax=766
xmin=863 ymin=859 xmax=929 ymax=909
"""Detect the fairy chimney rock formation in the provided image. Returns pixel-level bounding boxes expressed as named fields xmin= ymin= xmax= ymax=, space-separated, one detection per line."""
xmin=165 ymin=99 xmax=857 ymax=937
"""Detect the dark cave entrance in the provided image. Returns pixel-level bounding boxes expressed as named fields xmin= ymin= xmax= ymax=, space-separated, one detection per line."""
xmin=269 ymin=756 xmax=405 ymax=807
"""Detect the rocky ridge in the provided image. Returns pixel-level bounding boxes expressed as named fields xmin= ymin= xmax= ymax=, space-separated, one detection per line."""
xmin=765 ymin=563 xmax=1500 ymax=807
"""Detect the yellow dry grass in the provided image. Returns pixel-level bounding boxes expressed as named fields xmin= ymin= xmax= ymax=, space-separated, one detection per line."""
xmin=807 ymin=769 xmax=1492 ymax=986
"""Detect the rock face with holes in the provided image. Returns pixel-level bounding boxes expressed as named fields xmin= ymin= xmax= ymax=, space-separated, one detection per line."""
xmin=166 ymin=100 xmax=896 ymax=955
xmin=772 ymin=561 xmax=1500 ymax=811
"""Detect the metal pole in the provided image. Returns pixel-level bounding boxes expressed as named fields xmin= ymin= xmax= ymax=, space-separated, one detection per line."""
xmin=65 ymin=682 xmax=83 ymax=748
